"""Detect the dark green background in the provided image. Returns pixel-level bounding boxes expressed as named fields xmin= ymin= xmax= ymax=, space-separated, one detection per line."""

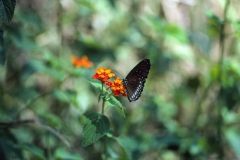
xmin=0 ymin=0 xmax=240 ymax=159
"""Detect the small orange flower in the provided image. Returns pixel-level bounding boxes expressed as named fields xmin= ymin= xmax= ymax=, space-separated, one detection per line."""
xmin=92 ymin=68 xmax=115 ymax=84
xmin=71 ymin=55 xmax=93 ymax=68
xmin=106 ymin=78 xmax=126 ymax=97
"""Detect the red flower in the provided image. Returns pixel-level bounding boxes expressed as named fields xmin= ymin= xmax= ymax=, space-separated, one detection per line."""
xmin=71 ymin=55 xmax=93 ymax=68
xmin=106 ymin=78 xmax=126 ymax=97
xmin=92 ymin=68 xmax=115 ymax=84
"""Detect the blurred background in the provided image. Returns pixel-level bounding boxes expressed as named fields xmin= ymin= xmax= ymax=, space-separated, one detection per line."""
xmin=1 ymin=0 xmax=240 ymax=159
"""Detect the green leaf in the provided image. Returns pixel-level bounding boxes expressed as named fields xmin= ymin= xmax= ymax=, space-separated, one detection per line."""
xmin=0 ymin=130 xmax=24 ymax=160
xmin=112 ymin=105 xmax=126 ymax=118
xmin=55 ymin=148 xmax=83 ymax=160
xmin=225 ymin=129 xmax=240 ymax=159
xmin=98 ymin=94 xmax=104 ymax=102
xmin=15 ymin=143 xmax=45 ymax=159
xmin=82 ymin=112 xmax=110 ymax=147
xmin=107 ymin=96 xmax=122 ymax=107
xmin=106 ymin=96 xmax=125 ymax=117
xmin=30 ymin=58 xmax=65 ymax=80
xmin=114 ymin=135 xmax=135 ymax=160
xmin=0 ymin=26 xmax=4 ymax=65
xmin=53 ymin=89 xmax=69 ymax=103
xmin=205 ymin=11 xmax=222 ymax=38
xmin=42 ymin=113 xmax=62 ymax=129
xmin=13 ymin=86 xmax=39 ymax=101
xmin=89 ymin=81 xmax=104 ymax=92
xmin=0 ymin=0 xmax=16 ymax=25
xmin=52 ymin=89 xmax=77 ymax=105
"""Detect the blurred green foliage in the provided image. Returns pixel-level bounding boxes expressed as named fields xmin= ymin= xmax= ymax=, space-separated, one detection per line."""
xmin=1 ymin=0 xmax=240 ymax=160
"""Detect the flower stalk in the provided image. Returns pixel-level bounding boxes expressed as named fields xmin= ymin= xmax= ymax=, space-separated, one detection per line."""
xmin=102 ymin=99 xmax=106 ymax=115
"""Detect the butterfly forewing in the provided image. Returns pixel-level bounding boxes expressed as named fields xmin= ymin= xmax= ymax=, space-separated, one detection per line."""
xmin=125 ymin=60 xmax=150 ymax=79
xmin=123 ymin=59 xmax=151 ymax=102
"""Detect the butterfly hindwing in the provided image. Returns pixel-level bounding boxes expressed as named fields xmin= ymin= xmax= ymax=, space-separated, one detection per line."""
xmin=123 ymin=59 xmax=151 ymax=102
xmin=125 ymin=74 xmax=145 ymax=101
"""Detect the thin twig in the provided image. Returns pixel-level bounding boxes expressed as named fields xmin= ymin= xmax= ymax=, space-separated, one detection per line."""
xmin=0 ymin=119 xmax=36 ymax=128
xmin=38 ymin=122 xmax=71 ymax=149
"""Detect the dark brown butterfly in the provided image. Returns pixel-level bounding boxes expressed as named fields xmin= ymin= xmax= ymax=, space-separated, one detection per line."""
xmin=123 ymin=59 xmax=151 ymax=102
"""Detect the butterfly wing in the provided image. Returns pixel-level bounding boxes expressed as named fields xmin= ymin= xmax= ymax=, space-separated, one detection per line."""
xmin=123 ymin=59 xmax=151 ymax=102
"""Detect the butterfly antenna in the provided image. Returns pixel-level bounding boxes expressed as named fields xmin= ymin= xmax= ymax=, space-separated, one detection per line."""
xmin=112 ymin=69 xmax=124 ymax=79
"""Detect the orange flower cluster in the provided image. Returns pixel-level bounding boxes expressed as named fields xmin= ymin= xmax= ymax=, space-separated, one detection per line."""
xmin=71 ymin=55 xmax=93 ymax=68
xmin=92 ymin=68 xmax=115 ymax=84
xmin=92 ymin=68 xmax=126 ymax=97
xmin=106 ymin=78 xmax=126 ymax=97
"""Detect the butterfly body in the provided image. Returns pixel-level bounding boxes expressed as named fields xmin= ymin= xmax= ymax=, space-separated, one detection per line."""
xmin=123 ymin=59 xmax=151 ymax=102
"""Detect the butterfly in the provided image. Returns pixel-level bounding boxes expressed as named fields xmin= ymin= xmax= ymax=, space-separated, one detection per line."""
xmin=123 ymin=59 xmax=151 ymax=102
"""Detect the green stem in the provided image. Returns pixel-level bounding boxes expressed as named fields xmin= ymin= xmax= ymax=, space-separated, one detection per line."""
xmin=101 ymin=83 xmax=106 ymax=114
xmin=191 ymin=83 xmax=212 ymax=130
xmin=217 ymin=0 xmax=230 ymax=159
xmin=101 ymin=95 xmax=107 ymax=157
xmin=102 ymin=99 xmax=106 ymax=115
